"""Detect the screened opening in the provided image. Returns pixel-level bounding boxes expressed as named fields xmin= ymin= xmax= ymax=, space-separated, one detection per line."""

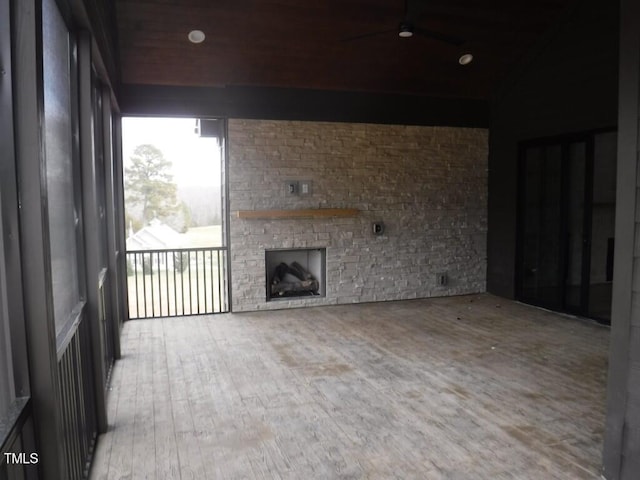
xmin=122 ymin=117 xmax=229 ymax=318
xmin=43 ymin=0 xmax=83 ymax=336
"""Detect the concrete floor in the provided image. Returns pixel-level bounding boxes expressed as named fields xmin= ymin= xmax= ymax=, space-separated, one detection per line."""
xmin=89 ymin=294 xmax=609 ymax=479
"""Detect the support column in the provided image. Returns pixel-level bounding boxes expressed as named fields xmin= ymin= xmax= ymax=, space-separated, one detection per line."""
xmin=12 ymin=0 xmax=65 ymax=478
xmin=602 ymin=0 xmax=640 ymax=478
xmin=78 ymin=31 xmax=108 ymax=434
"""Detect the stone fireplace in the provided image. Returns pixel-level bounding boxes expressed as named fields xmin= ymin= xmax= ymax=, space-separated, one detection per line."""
xmin=229 ymin=119 xmax=488 ymax=312
xmin=265 ymin=248 xmax=326 ymax=301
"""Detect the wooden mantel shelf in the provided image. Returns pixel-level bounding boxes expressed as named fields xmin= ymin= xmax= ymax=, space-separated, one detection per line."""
xmin=236 ymin=208 xmax=359 ymax=219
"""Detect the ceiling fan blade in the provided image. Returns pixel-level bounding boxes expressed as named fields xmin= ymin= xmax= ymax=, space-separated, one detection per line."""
xmin=342 ymin=28 xmax=396 ymax=42
xmin=414 ymin=26 xmax=465 ymax=46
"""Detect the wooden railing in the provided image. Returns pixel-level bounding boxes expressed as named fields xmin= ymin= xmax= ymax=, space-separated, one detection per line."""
xmin=126 ymin=247 xmax=229 ymax=319
xmin=57 ymin=314 xmax=97 ymax=479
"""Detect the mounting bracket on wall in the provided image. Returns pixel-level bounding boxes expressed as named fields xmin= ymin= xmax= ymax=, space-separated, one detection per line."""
xmin=285 ymin=180 xmax=299 ymax=195
xmin=372 ymin=222 xmax=385 ymax=235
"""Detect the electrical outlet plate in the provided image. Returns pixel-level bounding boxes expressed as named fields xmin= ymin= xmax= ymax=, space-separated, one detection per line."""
xmin=300 ymin=180 xmax=312 ymax=195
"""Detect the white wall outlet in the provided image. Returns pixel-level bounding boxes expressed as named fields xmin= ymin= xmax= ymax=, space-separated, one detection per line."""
xmin=300 ymin=180 xmax=312 ymax=195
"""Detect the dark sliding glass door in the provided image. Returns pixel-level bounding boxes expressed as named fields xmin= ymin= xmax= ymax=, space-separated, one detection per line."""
xmin=520 ymin=144 xmax=563 ymax=307
xmin=517 ymin=130 xmax=616 ymax=323
xmin=564 ymin=140 xmax=589 ymax=312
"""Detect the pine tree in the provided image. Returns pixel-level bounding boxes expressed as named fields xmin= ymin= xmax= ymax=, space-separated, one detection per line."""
xmin=124 ymin=145 xmax=178 ymax=225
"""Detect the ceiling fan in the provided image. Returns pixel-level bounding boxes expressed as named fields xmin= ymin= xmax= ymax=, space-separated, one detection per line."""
xmin=344 ymin=0 xmax=464 ymax=47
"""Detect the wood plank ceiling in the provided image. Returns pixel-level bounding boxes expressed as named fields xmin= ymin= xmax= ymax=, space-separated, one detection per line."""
xmin=115 ymin=0 xmax=580 ymax=99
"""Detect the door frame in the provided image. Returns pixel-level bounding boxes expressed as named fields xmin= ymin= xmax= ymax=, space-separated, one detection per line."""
xmin=516 ymin=127 xmax=616 ymax=321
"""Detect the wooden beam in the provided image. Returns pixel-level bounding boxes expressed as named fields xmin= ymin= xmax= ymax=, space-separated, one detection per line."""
xmin=117 ymin=84 xmax=490 ymax=129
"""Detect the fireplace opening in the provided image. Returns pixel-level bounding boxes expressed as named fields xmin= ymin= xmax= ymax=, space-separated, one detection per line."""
xmin=265 ymin=248 xmax=326 ymax=301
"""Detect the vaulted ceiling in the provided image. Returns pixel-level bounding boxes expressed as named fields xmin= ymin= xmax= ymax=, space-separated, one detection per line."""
xmin=114 ymin=0 xmax=580 ymax=100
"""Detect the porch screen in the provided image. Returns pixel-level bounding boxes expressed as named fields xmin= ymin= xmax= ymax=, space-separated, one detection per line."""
xmin=43 ymin=0 xmax=81 ymax=335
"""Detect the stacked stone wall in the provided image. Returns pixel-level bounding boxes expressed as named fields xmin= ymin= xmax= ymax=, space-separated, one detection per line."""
xmin=228 ymin=119 xmax=488 ymax=311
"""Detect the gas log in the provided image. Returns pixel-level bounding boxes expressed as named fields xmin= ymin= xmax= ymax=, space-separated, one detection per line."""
xmin=271 ymin=261 xmax=319 ymax=296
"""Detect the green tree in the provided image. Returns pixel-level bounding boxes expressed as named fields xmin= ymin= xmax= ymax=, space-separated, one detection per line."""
xmin=125 ymin=145 xmax=178 ymax=224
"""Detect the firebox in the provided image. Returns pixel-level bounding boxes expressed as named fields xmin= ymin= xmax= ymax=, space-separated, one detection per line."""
xmin=265 ymin=248 xmax=326 ymax=301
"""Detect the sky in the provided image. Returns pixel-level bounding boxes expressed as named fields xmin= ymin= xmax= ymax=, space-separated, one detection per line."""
xmin=121 ymin=117 xmax=221 ymax=188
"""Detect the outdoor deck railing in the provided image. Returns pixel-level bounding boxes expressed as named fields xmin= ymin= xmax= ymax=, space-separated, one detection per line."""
xmin=126 ymin=247 xmax=229 ymax=319
xmin=57 ymin=312 xmax=97 ymax=480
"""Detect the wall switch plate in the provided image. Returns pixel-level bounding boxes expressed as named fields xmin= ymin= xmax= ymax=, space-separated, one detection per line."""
xmin=300 ymin=180 xmax=312 ymax=195
xmin=285 ymin=180 xmax=299 ymax=195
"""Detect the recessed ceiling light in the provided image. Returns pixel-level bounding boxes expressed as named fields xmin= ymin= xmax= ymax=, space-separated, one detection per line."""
xmin=188 ymin=30 xmax=205 ymax=44
xmin=458 ymin=53 xmax=473 ymax=65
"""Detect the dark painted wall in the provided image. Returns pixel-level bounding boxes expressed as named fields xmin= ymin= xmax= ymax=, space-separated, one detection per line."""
xmin=118 ymin=84 xmax=489 ymax=129
xmin=487 ymin=0 xmax=619 ymax=298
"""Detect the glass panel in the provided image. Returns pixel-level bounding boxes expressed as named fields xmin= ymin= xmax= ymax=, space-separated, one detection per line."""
xmin=564 ymin=141 xmax=586 ymax=310
xmin=43 ymin=0 xmax=80 ymax=334
xmin=521 ymin=147 xmax=543 ymax=298
xmin=521 ymin=145 xmax=563 ymax=307
xmin=537 ymin=145 xmax=563 ymax=306
xmin=589 ymin=131 xmax=617 ymax=321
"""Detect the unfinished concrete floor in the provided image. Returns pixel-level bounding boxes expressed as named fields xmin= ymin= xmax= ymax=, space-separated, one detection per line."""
xmin=89 ymin=294 xmax=609 ymax=479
